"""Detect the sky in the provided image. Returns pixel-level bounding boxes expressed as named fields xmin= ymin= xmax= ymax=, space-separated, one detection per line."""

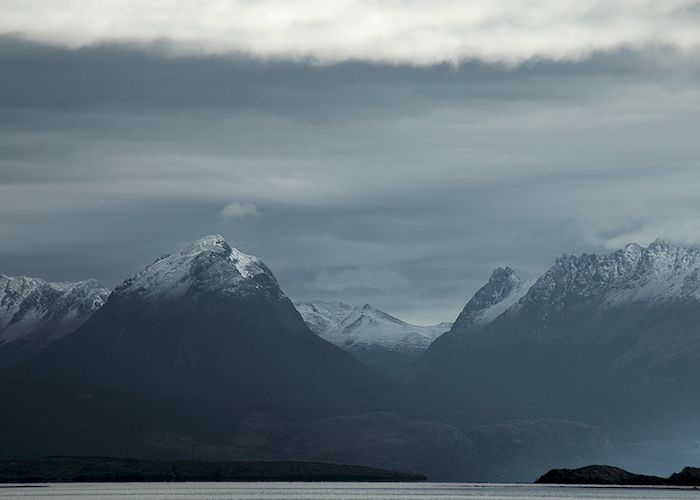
xmin=1 ymin=1 xmax=700 ymax=324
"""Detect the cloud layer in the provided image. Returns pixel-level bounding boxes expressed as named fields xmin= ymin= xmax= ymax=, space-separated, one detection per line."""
xmin=1 ymin=21 xmax=700 ymax=324
xmin=2 ymin=1 xmax=700 ymax=64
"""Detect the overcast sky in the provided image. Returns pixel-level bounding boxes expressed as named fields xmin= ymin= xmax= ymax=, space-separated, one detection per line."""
xmin=1 ymin=1 xmax=700 ymax=324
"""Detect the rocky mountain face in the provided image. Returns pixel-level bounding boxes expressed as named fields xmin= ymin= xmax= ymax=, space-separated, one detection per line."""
xmin=295 ymin=300 xmax=451 ymax=374
xmin=448 ymin=267 xmax=536 ymax=333
xmin=0 ymin=273 xmax=109 ymax=366
xmin=408 ymin=239 xmax=700 ymax=424
xmin=25 ymin=236 xmax=386 ymax=400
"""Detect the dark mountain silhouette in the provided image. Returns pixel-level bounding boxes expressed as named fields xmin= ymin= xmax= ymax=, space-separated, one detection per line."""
xmin=0 ymin=456 xmax=427 ymax=483
xmin=23 ymin=236 xmax=387 ymax=400
xmin=536 ymin=464 xmax=700 ymax=486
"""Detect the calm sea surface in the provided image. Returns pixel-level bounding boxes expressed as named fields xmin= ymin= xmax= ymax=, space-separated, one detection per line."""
xmin=1 ymin=483 xmax=698 ymax=500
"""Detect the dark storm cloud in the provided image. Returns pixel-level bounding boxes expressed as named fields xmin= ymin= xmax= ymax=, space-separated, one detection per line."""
xmin=2 ymin=38 xmax=674 ymax=117
xmin=1 ymin=39 xmax=699 ymax=323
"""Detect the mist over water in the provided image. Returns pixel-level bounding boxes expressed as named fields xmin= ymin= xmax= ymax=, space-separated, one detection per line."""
xmin=3 ymin=483 xmax=700 ymax=500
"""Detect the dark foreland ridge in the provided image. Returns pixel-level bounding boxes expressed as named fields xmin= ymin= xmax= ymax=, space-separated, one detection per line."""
xmin=536 ymin=464 xmax=700 ymax=486
xmin=0 ymin=456 xmax=427 ymax=483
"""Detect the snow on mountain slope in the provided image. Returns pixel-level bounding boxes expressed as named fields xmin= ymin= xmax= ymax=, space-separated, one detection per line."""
xmin=0 ymin=273 xmax=109 ymax=346
xmin=295 ymin=300 xmax=451 ymax=353
xmin=113 ymin=235 xmax=282 ymax=301
xmin=451 ymin=267 xmax=537 ymax=332
xmin=521 ymin=239 xmax=700 ymax=311
xmin=452 ymin=239 xmax=700 ymax=336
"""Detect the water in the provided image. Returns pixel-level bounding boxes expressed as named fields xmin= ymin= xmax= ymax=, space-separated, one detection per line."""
xmin=1 ymin=483 xmax=698 ymax=500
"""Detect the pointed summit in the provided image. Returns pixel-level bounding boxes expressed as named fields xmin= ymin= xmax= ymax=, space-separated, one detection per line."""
xmin=471 ymin=267 xmax=522 ymax=306
xmin=113 ymin=235 xmax=279 ymax=302
xmin=451 ymin=267 xmax=535 ymax=332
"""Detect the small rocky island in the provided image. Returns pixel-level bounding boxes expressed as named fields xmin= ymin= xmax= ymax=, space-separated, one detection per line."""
xmin=536 ymin=464 xmax=700 ymax=486
xmin=0 ymin=456 xmax=426 ymax=483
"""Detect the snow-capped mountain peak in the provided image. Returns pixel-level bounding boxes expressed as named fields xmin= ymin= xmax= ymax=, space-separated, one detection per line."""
xmin=295 ymin=300 xmax=451 ymax=353
xmin=522 ymin=239 xmax=700 ymax=310
xmin=113 ymin=235 xmax=280 ymax=301
xmin=451 ymin=267 xmax=536 ymax=331
xmin=450 ymin=240 xmax=700 ymax=336
xmin=0 ymin=273 xmax=109 ymax=348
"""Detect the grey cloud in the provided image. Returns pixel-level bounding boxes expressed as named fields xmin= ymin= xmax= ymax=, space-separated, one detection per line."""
xmin=311 ymin=268 xmax=410 ymax=293
xmin=220 ymin=202 xmax=259 ymax=220
xmin=1 ymin=41 xmax=699 ymax=324
xmin=1 ymin=39 xmax=683 ymax=118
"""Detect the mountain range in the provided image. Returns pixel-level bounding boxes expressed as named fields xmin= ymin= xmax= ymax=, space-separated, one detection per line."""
xmin=407 ymin=239 xmax=700 ymax=439
xmin=4 ymin=236 xmax=700 ymax=480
